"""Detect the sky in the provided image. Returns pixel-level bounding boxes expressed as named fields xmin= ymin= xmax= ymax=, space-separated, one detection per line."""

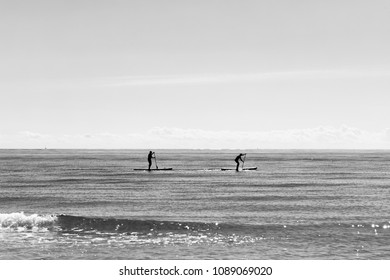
xmin=1 ymin=0 xmax=390 ymax=149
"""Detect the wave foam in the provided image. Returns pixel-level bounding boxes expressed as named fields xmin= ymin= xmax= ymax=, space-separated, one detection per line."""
xmin=0 ymin=212 xmax=58 ymax=230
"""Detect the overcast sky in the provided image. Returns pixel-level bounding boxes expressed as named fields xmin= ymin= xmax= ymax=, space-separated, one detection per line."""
xmin=1 ymin=0 xmax=390 ymax=149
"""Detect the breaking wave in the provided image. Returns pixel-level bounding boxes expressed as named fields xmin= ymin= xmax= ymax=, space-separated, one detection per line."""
xmin=2 ymin=213 xmax=390 ymax=237
xmin=0 ymin=212 xmax=221 ymax=233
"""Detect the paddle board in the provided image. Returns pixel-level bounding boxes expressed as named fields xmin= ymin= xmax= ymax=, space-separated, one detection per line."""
xmin=133 ymin=168 xmax=173 ymax=171
xmin=221 ymin=167 xmax=257 ymax=171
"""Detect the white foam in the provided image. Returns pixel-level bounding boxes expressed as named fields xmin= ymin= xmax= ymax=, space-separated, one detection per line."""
xmin=0 ymin=212 xmax=57 ymax=230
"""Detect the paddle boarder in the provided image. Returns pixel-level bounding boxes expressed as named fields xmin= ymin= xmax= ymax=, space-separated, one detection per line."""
xmin=235 ymin=153 xmax=246 ymax=171
xmin=148 ymin=151 xmax=155 ymax=171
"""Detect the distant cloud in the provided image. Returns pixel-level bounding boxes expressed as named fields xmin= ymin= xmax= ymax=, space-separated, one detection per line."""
xmin=20 ymin=131 xmax=47 ymax=139
xmin=146 ymin=126 xmax=390 ymax=149
xmin=99 ymin=70 xmax=390 ymax=87
xmin=5 ymin=69 xmax=389 ymax=90
xmin=1 ymin=126 xmax=390 ymax=149
xmin=384 ymin=129 xmax=390 ymax=142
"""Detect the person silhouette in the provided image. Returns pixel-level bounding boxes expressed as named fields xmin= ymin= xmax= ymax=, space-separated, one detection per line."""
xmin=235 ymin=153 xmax=246 ymax=171
xmin=148 ymin=151 xmax=155 ymax=171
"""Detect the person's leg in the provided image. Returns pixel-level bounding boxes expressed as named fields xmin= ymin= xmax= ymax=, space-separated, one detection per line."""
xmin=148 ymin=160 xmax=152 ymax=170
xmin=236 ymin=161 xmax=239 ymax=171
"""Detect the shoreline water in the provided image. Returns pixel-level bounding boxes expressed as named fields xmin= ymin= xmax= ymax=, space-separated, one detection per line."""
xmin=1 ymin=149 xmax=390 ymax=259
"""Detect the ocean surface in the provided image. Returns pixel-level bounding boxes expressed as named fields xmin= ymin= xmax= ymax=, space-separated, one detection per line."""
xmin=1 ymin=149 xmax=390 ymax=260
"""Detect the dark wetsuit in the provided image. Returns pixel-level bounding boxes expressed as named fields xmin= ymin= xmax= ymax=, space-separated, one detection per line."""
xmin=148 ymin=152 xmax=154 ymax=170
xmin=235 ymin=154 xmax=243 ymax=171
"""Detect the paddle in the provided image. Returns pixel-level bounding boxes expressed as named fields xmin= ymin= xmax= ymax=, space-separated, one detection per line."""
xmin=154 ymin=153 xmax=159 ymax=169
xmin=242 ymin=154 xmax=247 ymax=170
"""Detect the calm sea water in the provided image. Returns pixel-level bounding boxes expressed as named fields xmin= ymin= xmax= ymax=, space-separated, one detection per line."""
xmin=1 ymin=149 xmax=390 ymax=260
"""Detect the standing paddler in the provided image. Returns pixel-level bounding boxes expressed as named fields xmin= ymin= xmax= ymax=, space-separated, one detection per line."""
xmin=235 ymin=153 xmax=246 ymax=171
xmin=147 ymin=151 xmax=156 ymax=171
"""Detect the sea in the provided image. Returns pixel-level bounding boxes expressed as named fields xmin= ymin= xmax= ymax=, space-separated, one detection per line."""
xmin=1 ymin=149 xmax=390 ymax=260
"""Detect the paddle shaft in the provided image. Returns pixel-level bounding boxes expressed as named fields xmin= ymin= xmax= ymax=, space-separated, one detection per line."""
xmin=154 ymin=154 xmax=159 ymax=169
xmin=242 ymin=154 xmax=246 ymax=169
